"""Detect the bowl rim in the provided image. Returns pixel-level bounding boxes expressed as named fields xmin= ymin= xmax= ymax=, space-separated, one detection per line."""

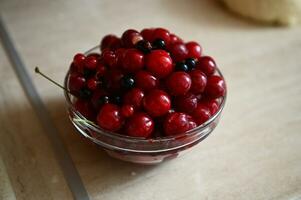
xmin=64 ymin=45 xmax=227 ymax=143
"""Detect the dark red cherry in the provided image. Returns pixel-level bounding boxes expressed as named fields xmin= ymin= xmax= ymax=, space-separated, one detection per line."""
xmin=141 ymin=28 xmax=155 ymax=41
xmin=120 ymin=104 xmax=134 ymax=118
xmin=189 ymin=70 xmax=207 ymax=94
xmin=68 ymin=73 xmax=86 ymax=94
xmin=87 ymin=78 xmax=98 ymax=90
xmin=169 ymin=42 xmax=188 ymax=62
xmin=196 ymin=56 xmax=216 ymax=76
xmin=105 ymin=69 xmax=124 ymax=91
xmin=100 ymin=34 xmax=121 ymax=50
xmin=143 ymin=89 xmax=171 ymax=117
xmin=151 ymin=28 xmax=170 ymax=45
xmin=122 ymin=49 xmax=144 ymax=72
xmin=169 ymin=34 xmax=183 ymax=45
xmin=200 ymin=99 xmax=220 ymax=115
xmin=97 ymin=104 xmax=123 ymax=132
xmin=116 ymin=48 xmax=126 ymax=67
xmin=125 ymin=112 xmax=154 ymax=138
xmin=192 ymin=104 xmax=211 ymax=125
xmin=101 ymin=50 xmax=117 ymax=69
xmin=164 ymin=112 xmax=196 ymax=136
xmin=95 ymin=63 xmax=106 ymax=78
xmin=121 ymin=29 xmax=143 ymax=48
xmin=186 ymin=42 xmax=202 ymax=59
xmin=73 ymin=53 xmax=86 ymax=71
xmin=166 ymin=72 xmax=191 ymax=96
xmin=205 ymin=75 xmax=226 ymax=99
xmin=174 ymin=93 xmax=198 ymax=113
xmin=91 ymin=89 xmax=108 ymax=110
xmin=74 ymin=99 xmax=96 ymax=120
xmin=123 ymin=88 xmax=145 ymax=109
xmin=145 ymin=50 xmax=173 ymax=78
xmin=84 ymin=56 xmax=98 ymax=70
xmin=135 ymin=71 xmax=158 ymax=91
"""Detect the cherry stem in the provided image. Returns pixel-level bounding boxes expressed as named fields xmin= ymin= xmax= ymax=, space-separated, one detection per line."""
xmin=35 ymin=67 xmax=70 ymax=93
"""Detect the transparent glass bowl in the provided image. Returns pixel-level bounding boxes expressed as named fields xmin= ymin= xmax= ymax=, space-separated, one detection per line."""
xmin=64 ymin=46 xmax=227 ymax=164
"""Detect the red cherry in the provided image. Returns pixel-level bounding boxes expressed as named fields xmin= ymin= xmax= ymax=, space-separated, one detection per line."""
xmin=122 ymin=49 xmax=144 ymax=72
xmin=123 ymin=88 xmax=145 ymax=109
xmin=116 ymin=48 xmax=126 ymax=67
xmin=121 ymin=105 xmax=134 ymax=118
xmin=143 ymin=89 xmax=171 ymax=117
xmin=151 ymin=28 xmax=170 ymax=44
xmin=84 ymin=56 xmax=98 ymax=70
xmin=205 ymin=75 xmax=226 ymax=98
xmin=125 ymin=112 xmax=154 ymax=138
xmin=100 ymin=34 xmax=121 ymax=50
xmin=169 ymin=34 xmax=183 ymax=45
xmin=164 ymin=112 xmax=196 ymax=136
xmin=101 ymin=50 xmax=117 ymax=69
xmin=105 ymin=69 xmax=124 ymax=91
xmin=121 ymin=29 xmax=143 ymax=48
xmin=200 ymin=99 xmax=219 ymax=115
xmin=186 ymin=41 xmax=202 ymax=59
xmin=73 ymin=53 xmax=86 ymax=70
xmin=74 ymin=99 xmax=96 ymax=120
xmin=189 ymin=70 xmax=207 ymax=94
xmin=166 ymin=72 xmax=191 ymax=96
xmin=196 ymin=56 xmax=216 ymax=76
xmin=192 ymin=104 xmax=211 ymax=125
xmin=174 ymin=93 xmax=198 ymax=113
xmin=135 ymin=71 xmax=158 ymax=91
xmin=141 ymin=28 xmax=155 ymax=41
xmin=169 ymin=42 xmax=188 ymax=62
xmin=87 ymin=78 xmax=98 ymax=90
xmin=145 ymin=50 xmax=173 ymax=78
xmin=91 ymin=89 xmax=108 ymax=110
xmin=95 ymin=63 xmax=106 ymax=78
xmin=68 ymin=73 xmax=86 ymax=93
xmin=97 ymin=104 xmax=123 ymax=132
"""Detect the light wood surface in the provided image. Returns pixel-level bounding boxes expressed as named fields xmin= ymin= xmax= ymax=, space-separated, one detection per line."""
xmin=0 ymin=0 xmax=301 ymax=199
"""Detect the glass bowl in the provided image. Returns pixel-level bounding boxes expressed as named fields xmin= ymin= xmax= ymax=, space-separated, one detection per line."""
xmin=64 ymin=46 xmax=227 ymax=164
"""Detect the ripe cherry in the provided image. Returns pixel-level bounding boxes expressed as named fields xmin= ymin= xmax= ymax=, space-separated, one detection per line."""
xmin=200 ymin=99 xmax=220 ymax=115
xmin=143 ymin=89 xmax=171 ymax=117
xmin=125 ymin=112 xmax=154 ymax=138
xmin=100 ymin=34 xmax=121 ymax=50
xmin=192 ymin=104 xmax=211 ymax=125
xmin=101 ymin=50 xmax=117 ymax=69
xmin=87 ymin=78 xmax=98 ymax=90
xmin=174 ymin=93 xmax=198 ymax=113
xmin=123 ymin=88 xmax=145 ymax=109
xmin=141 ymin=28 xmax=155 ymax=41
xmin=196 ymin=56 xmax=216 ymax=76
xmin=169 ymin=42 xmax=188 ymax=62
xmin=68 ymin=73 xmax=86 ymax=94
xmin=121 ymin=29 xmax=143 ymax=48
xmin=189 ymin=70 xmax=207 ymax=94
xmin=186 ymin=42 xmax=202 ymax=59
xmin=74 ymin=99 xmax=96 ymax=120
xmin=135 ymin=70 xmax=158 ymax=91
xmin=121 ymin=105 xmax=134 ymax=118
xmin=73 ymin=53 xmax=86 ymax=70
xmin=151 ymin=28 xmax=170 ymax=45
xmin=84 ymin=56 xmax=98 ymax=70
xmin=122 ymin=49 xmax=144 ymax=72
xmin=145 ymin=50 xmax=173 ymax=78
xmin=205 ymin=75 xmax=226 ymax=99
xmin=97 ymin=104 xmax=123 ymax=132
xmin=164 ymin=112 xmax=196 ymax=136
xmin=166 ymin=72 xmax=191 ymax=96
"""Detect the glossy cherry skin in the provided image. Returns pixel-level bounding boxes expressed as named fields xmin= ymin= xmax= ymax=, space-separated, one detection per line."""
xmin=125 ymin=112 xmax=154 ymax=138
xmin=189 ymin=70 xmax=207 ymax=94
xmin=169 ymin=42 xmax=188 ymax=62
xmin=105 ymin=69 xmax=124 ymax=91
xmin=205 ymin=75 xmax=226 ymax=99
xmin=120 ymin=104 xmax=134 ymax=118
xmin=200 ymin=98 xmax=219 ymax=115
xmin=134 ymin=70 xmax=158 ymax=91
xmin=164 ymin=112 xmax=196 ymax=136
xmin=95 ymin=63 xmax=106 ymax=78
xmin=145 ymin=50 xmax=173 ymax=78
xmin=101 ymin=50 xmax=117 ymax=69
xmin=97 ymin=104 xmax=123 ymax=132
xmin=74 ymin=99 xmax=96 ymax=120
xmin=115 ymin=48 xmax=126 ymax=67
xmin=100 ymin=34 xmax=121 ymax=50
xmin=121 ymin=29 xmax=143 ymax=48
xmin=68 ymin=73 xmax=86 ymax=94
xmin=169 ymin=34 xmax=183 ymax=45
xmin=143 ymin=89 xmax=171 ymax=117
xmin=166 ymin=72 xmax=191 ymax=96
xmin=122 ymin=49 xmax=144 ymax=72
xmin=87 ymin=78 xmax=98 ymax=90
xmin=151 ymin=28 xmax=170 ymax=45
xmin=196 ymin=56 xmax=216 ymax=76
xmin=84 ymin=56 xmax=98 ymax=70
xmin=73 ymin=53 xmax=86 ymax=71
xmin=174 ymin=93 xmax=198 ymax=113
xmin=141 ymin=28 xmax=155 ymax=41
xmin=123 ymin=88 xmax=145 ymax=109
xmin=186 ymin=42 xmax=202 ymax=59
xmin=192 ymin=104 xmax=211 ymax=125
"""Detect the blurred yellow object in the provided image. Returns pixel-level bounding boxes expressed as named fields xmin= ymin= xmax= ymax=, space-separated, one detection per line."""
xmin=222 ymin=0 xmax=301 ymax=25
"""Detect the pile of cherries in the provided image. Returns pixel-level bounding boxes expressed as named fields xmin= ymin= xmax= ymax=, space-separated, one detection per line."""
xmin=68 ymin=28 xmax=226 ymax=138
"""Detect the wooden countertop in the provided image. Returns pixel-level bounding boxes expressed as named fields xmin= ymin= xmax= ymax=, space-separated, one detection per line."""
xmin=0 ymin=0 xmax=301 ymax=199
